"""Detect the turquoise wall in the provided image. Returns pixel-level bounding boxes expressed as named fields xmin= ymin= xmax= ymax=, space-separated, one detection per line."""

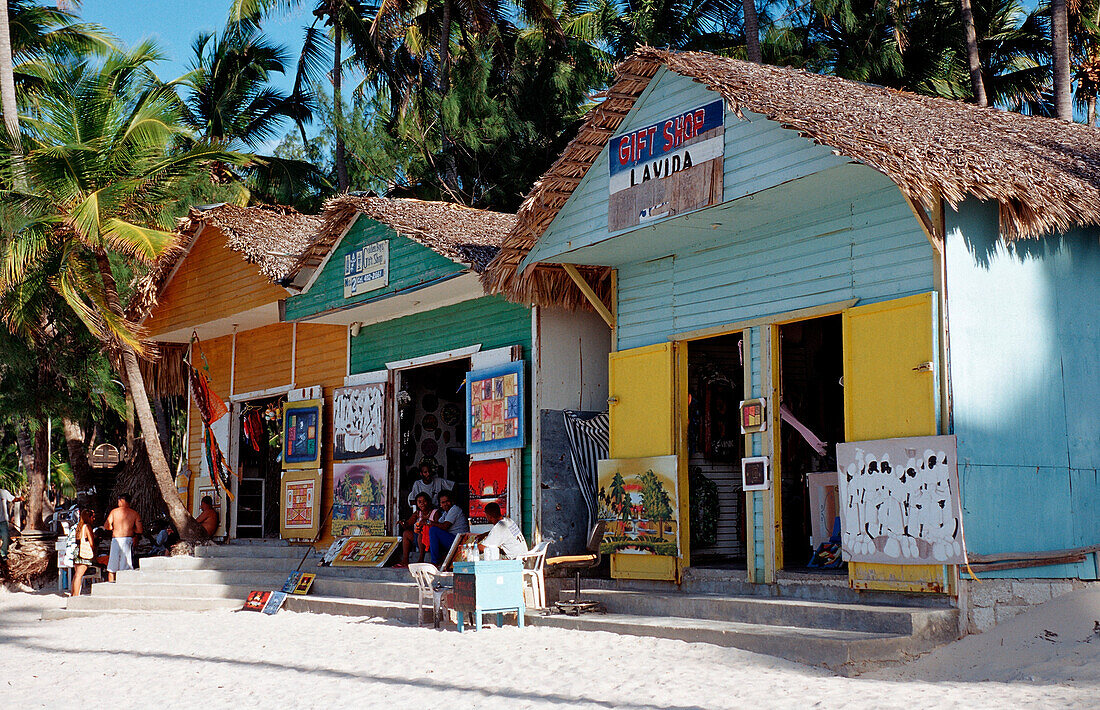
xmin=946 ymin=201 xmax=1100 ymax=579
xmin=285 ymin=216 xmax=465 ymax=321
xmin=349 ymin=295 xmax=536 ymax=538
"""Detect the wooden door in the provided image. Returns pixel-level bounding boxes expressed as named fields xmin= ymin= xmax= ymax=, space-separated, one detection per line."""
xmin=842 ymin=292 xmax=950 ymax=592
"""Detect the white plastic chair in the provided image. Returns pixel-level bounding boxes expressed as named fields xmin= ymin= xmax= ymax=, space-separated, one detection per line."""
xmin=517 ymin=541 xmax=551 ymax=608
xmin=408 ymin=563 xmax=452 ymax=628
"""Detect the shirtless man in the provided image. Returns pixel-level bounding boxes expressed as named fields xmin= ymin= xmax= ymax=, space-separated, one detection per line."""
xmin=196 ymin=496 xmax=219 ymax=537
xmin=105 ymin=493 xmax=142 ymax=581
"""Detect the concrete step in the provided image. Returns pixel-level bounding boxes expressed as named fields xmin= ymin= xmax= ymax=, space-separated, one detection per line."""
xmin=577 ymin=589 xmax=957 ymax=636
xmin=140 ymin=556 xmax=319 ymax=572
xmin=126 ymin=561 xmax=411 ymax=582
xmin=64 ymin=594 xmax=243 ymax=612
xmin=194 ymin=544 xmax=315 ymax=559
xmin=93 ymin=579 xmax=419 ymax=604
xmin=528 ymin=612 xmax=921 ymax=670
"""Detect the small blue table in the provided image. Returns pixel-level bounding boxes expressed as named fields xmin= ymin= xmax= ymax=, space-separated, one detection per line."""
xmin=452 ymin=559 xmax=526 ymax=632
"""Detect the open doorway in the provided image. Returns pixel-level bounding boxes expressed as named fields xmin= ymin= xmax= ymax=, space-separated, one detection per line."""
xmin=395 ymin=359 xmax=470 ymax=523
xmin=686 ymin=333 xmax=746 ymax=568
xmin=236 ymin=395 xmax=285 ymax=538
xmin=777 ymin=316 xmax=845 ymax=570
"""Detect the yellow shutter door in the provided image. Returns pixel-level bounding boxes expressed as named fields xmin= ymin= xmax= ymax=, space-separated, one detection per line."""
xmin=607 ymin=342 xmax=688 ymax=581
xmin=842 ymin=293 xmax=951 ymax=593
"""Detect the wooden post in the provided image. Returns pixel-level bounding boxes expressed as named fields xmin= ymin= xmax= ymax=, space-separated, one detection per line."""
xmin=561 ymin=264 xmax=615 ymax=329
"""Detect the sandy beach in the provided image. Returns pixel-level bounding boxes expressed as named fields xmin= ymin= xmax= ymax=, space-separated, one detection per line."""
xmin=2 ymin=588 xmax=1098 ymax=709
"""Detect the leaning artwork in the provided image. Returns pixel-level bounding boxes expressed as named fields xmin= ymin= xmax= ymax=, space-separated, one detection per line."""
xmin=836 ymin=435 xmax=967 ymax=565
xmin=333 ymin=384 xmax=385 ymax=459
xmin=596 ymin=456 xmax=680 ymax=557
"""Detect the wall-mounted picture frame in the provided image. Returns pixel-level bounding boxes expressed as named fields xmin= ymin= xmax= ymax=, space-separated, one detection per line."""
xmin=466 ymin=361 xmax=525 ymax=453
xmin=282 ymin=399 xmax=323 ymax=469
xmin=741 ymin=456 xmax=770 ymax=491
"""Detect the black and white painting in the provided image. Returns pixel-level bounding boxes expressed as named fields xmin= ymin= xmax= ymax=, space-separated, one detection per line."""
xmin=836 ymin=435 xmax=967 ymax=565
xmin=333 ymin=383 xmax=385 ymax=460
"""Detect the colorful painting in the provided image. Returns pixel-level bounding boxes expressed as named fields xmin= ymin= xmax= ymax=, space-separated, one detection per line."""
xmin=608 ymin=99 xmax=724 ymax=231
xmin=262 ymin=591 xmax=288 ymax=615
xmin=332 ymin=459 xmax=387 ymax=537
xmin=331 ymin=536 xmax=401 ymax=567
xmin=597 ymin=456 xmax=680 ymax=557
xmin=282 ymin=399 xmax=322 ymax=468
xmin=836 ymin=435 xmax=967 ymax=565
xmin=441 ymin=532 xmax=480 ymax=571
xmin=467 ymin=458 xmax=508 ymax=525
xmin=466 ymin=361 xmax=525 ymax=453
xmin=243 ymin=590 xmax=271 ymax=612
xmin=319 ymin=539 xmax=347 ymax=566
xmin=333 ymin=383 xmax=386 ymax=460
xmin=279 ymin=469 xmax=322 ymax=540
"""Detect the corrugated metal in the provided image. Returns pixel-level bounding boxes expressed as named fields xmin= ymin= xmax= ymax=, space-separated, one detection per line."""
xmin=349 ymin=295 xmax=537 ymax=538
xmin=285 ymin=219 xmax=465 ymax=321
xmin=946 ymin=200 xmax=1100 ymax=579
xmin=526 ymin=69 xmax=846 ymax=266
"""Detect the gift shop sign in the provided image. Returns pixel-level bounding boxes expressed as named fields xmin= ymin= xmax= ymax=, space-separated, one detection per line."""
xmin=344 ymin=241 xmax=389 ymax=298
xmin=608 ymin=99 xmax=724 ymax=231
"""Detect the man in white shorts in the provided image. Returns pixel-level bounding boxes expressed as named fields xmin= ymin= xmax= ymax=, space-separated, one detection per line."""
xmin=477 ymin=502 xmax=527 ymax=560
xmin=105 ymin=493 xmax=143 ymax=581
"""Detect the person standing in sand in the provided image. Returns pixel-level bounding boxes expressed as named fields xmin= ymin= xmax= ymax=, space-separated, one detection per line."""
xmin=104 ymin=493 xmax=142 ymax=581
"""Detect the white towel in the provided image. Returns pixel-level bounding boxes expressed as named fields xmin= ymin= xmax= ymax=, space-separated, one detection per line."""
xmin=107 ymin=536 xmax=134 ymax=572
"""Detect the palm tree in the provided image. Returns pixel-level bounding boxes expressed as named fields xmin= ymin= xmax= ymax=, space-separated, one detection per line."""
xmin=1 ymin=0 xmax=24 ymax=187
xmin=744 ymin=0 xmax=762 ymax=61
xmin=1052 ymin=0 xmax=1073 ymax=119
xmin=1 ymin=44 xmax=237 ymax=540
xmin=961 ymin=0 xmax=989 ymax=104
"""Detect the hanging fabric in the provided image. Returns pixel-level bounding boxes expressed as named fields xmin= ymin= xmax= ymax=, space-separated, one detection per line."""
xmin=562 ymin=410 xmax=610 ymax=532
xmin=188 ymin=335 xmax=235 ymax=499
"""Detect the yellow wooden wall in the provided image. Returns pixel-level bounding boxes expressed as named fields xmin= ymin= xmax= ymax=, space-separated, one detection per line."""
xmin=145 ymin=226 xmax=289 ymax=338
xmin=183 ymin=324 xmax=346 ymax=546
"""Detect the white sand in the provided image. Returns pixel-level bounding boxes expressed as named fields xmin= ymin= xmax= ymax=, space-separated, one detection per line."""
xmin=1 ymin=589 xmax=1097 ymax=709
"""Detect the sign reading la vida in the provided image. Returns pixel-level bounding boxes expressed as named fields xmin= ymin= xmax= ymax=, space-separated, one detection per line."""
xmin=608 ymin=99 xmax=725 ymax=231
xmin=344 ymin=241 xmax=389 ymax=298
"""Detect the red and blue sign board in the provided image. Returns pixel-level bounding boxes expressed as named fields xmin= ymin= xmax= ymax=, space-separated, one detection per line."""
xmin=607 ymin=99 xmax=725 ymax=231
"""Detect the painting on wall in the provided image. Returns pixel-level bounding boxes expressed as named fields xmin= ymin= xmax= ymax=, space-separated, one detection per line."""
xmin=466 ymin=361 xmax=525 ymax=453
xmin=607 ymin=99 xmax=725 ymax=231
xmin=332 ymin=459 xmax=387 ymax=537
xmin=330 ymin=536 xmax=401 ymax=567
xmin=280 ymin=468 xmax=322 ymax=539
xmin=836 ymin=435 xmax=967 ymax=565
xmin=467 ymin=458 xmax=508 ymax=525
xmin=333 ymin=383 xmax=386 ymax=460
xmin=282 ymin=399 xmax=322 ymax=469
xmin=596 ymin=455 xmax=680 ymax=557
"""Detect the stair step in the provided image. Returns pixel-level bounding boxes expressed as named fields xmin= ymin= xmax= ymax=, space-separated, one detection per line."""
xmin=90 ymin=579 xmax=419 ymax=604
xmin=528 ymin=613 xmax=920 ymax=670
xmin=64 ymin=594 xmax=243 ymax=612
xmin=194 ymin=544 xmax=315 ymax=560
xmin=579 ymin=589 xmax=956 ymax=635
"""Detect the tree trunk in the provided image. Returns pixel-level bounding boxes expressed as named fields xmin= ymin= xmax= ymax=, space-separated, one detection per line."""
xmin=960 ymin=0 xmax=987 ymax=106
xmin=1088 ymin=94 xmax=1096 ymax=126
xmin=0 ymin=0 xmax=26 ymax=189
xmin=15 ymin=423 xmax=34 ymax=484
xmin=25 ymin=422 xmax=48 ymax=530
xmin=743 ymin=0 xmax=761 ymax=63
xmin=437 ymin=0 xmax=460 ymax=198
xmin=61 ymin=417 xmax=93 ymax=495
xmin=1052 ymin=0 xmax=1072 ymax=121
xmin=152 ymin=397 xmax=173 ymax=467
xmin=124 ymin=387 xmax=135 ymax=454
xmin=332 ymin=20 xmax=349 ymax=193
xmin=93 ymin=249 xmax=207 ymax=541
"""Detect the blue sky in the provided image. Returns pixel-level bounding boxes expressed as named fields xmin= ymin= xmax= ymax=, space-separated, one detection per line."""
xmin=79 ymin=1 xmax=314 ymax=91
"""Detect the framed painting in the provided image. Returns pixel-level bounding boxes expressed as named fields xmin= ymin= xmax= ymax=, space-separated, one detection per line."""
xmin=330 ymin=536 xmax=401 ymax=567
xmin=466 ymin=361 xmax=525 ymax=453
xmin=280 ymin=468 xmax=322 ymax=539
xmin=331 ymin=459 xmax=388 ymax=537
xmin=282 ymin=399 xmax=322 ymax=469
xmin=333 ymin=384 xmax=386 ymax=460
xmin=596 ymin=455 xmax=680 ymax=557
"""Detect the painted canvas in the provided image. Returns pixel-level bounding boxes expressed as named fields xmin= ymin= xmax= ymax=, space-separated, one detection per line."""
xmin=836 ymin=435 xmax=967 ymax=565
xmin=281 ymin=571 xmax=317 ymax=595
xmin=597 ymin=456 xmax=680 ymax=557
xmin=467 ymin=458 xmax=508 ymax=525
xmin=243 ymin=590 xmax=271 ymax=612
xmin=279 ymin=469 xmax=322 ymax=540
xmin=282 ymin=399 xmax=322 ymax=468
xmin=319 ymin=539 xmax=347 ymax=566
xmin=331 ymin=536 xmax=401 ymax=567
xmin=262 ymin=591 xmax=288 ymax=615
xmin=333 ymin=384 xmax=386 ymax=459
xmin=332 ymin=459 xmax=387 ymax=537
xmin=466 ymin=361 xmax=525 ymax=453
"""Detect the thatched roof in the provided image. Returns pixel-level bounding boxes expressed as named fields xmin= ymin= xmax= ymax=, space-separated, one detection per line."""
xmin=287 ymin=194 xmax=517 ymax=287
xmin=484 ymin=47 xmax=1100 ymax=308
xmin=128 ymin=203 xmax=322 ymax=321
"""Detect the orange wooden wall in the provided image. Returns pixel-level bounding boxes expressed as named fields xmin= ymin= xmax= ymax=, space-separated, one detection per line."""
xmin=145 ymin=226 xmax=288 ymax=338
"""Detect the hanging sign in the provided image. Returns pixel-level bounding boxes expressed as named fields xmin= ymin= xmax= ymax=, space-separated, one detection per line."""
xmin=608 ymin=99 xmax=725 ymax=231
xmin=466 ymin=361 xmax=525 ymax=453
xmin=344 ymin=241 xmax=389 ymax=298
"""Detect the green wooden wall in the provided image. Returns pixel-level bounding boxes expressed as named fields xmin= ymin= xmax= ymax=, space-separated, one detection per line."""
xmin=349 ymin=295 xmax=536 ymax=538
xmin=285 ymin=217 xmax=466 ymax=321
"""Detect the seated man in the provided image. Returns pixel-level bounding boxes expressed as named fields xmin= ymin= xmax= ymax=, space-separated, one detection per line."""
xmin=196 ymin=496 xmax=219 ymax=537
xmin=477 ymin=502 xmax=527 ymax=560
xmin=426 ymin=491 xmax=469 ymax=567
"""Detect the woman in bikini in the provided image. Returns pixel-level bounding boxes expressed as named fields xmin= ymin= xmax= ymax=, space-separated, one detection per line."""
xmin=70 ymin=508 xmax=96 ymax=596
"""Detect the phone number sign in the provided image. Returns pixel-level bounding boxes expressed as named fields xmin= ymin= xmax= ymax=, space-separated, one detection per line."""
xmin=344 ymin=241 xmax=389 ymax=298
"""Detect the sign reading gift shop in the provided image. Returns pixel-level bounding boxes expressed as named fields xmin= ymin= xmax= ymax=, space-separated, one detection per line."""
xmin=466 ymin=361 xmax=525 ymax=453
xmin=344 ymin=240 xmax=389 ymax=298
xmin=608 ymin=99 xmax=725 ymax=231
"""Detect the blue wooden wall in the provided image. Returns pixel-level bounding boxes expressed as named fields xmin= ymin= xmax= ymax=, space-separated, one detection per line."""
xmin=945 ymin=201 xmax=1100 ymax=579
